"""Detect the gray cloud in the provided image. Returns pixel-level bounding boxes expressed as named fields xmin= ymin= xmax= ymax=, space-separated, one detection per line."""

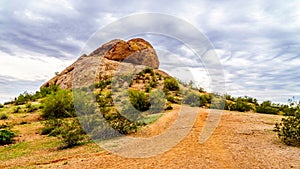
xmin=0 ymin=0 xmax=300 ymax=103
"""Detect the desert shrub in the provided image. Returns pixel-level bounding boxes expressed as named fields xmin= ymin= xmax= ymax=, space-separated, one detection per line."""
xmin=25 ymin=103 xmax=38 ymax=113
xmin=96 ymin=91 xmax=113 ymax=108
xmin=183 ymin=92 xmax=201 ymax=107
xmin=0 ymin=113 xmax=8 ymax=120
xmin=165 ymin=103 xmax=173 ymax=110
xmin=42 ymin=118 xmax=85 ymax=148
xmin=199 ymin=95 xmax=208 ymax=106
xmin=128 ymin=90 xmax=150 ymax=111
xmin=0 ymin=129 xmax=15 ymax=145
xmin=149 ymin=90 xmax=166 ymax=114
xmin=42 ymin=89 xmax=75 ymax=119
xmin=95 ymin=80 xmax=111 ymax=90
xmin=73 ymin=90 xmax=97 ymax=116
xmin=144 ymin=84 xmax=151 ymax=93
xmin=229 ymin=98 xmax=252 ymax=112
xmin=56 ymin=118 xmax=86 ymax=148
xmin=41 ymin=118 xmax=63 ymax=136
xmin=121 ymin=103 xmax=142 ymax=121
xmin=39 ymin=85 xmax=59 ymax=97
xmin=166 ymin=95 xmax=179 ymax=104
xmin=13 ymin=106 xmax=21 ymax=113
xmin=101 ymin=109 xmax=140 ymax=135
xmin=163 ymin=77 xmax=179 ymax=91
xmin=274 ymin=110 xmax=300 ymax=146
xmin=256 ymin=101 xmax=279 ymax=114
xmin=144 ymin=67 xmax=155 ymax=76
xmin=149 ymin=79 xmax=158 ymax=88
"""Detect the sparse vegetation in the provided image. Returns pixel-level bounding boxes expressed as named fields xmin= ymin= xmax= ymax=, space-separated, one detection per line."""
xmin=0 ymin=113 xmax=8 ymax=120
xmin=163 ymin=77 xmax=180 ymax=91
xmin=256 ymin=101 xmax=279 ymax=115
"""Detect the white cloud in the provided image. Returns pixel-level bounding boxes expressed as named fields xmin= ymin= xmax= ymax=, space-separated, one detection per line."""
xmin=1 ymin=0 xmax=300 ymax=104
xmin=0 ymin=51 xmax=74 ymax=81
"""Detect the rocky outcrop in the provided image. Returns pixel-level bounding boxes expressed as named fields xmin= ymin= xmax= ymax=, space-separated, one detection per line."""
xmin=42 ymin=38 xmax=160 ymax=89
xmin=103 ymin=38 xmax=159 ymax=69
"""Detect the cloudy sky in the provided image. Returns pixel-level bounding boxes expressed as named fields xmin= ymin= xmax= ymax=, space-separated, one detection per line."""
xmin=0 ymin=0 xmax=300 ymax=104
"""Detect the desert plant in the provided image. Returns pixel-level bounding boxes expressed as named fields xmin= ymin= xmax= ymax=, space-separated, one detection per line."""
xmin=274 ymin=110 xmax=300 ymax=146
xmin=57 ymin=118 xmax=86 ymax=148
xmin=0 ymin=129 xmax=15 ymax=145
xmin=144 ymin=84 xmax=151 ymax=93
xmin=128 ymin=90 xmax=150 ymax=111
xmin=149 ymin=79 xmax=158 ymax=88
xmin=42 ymin=89 xmax=75 ymax=119
xmin=144 ymin=67 xmax=155 ymax=76
xmin=13 ymin=106 xmax=21 ymax=113
xmin=256 ymin=101 xmax=279 ymax=114
xmin=163 ymin=77 xmax=179 ymax=91
xmin=149 ymin=90 xmax=166 ymax=114
xmin=0 ymin=113 xmax=8 ymax=120
xmin=183 ymin=92 xmax=200 ymax=107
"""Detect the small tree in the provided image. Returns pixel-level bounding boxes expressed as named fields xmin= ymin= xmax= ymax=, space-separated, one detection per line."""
xmin=42 ymin=89 xmax=75 ymax=119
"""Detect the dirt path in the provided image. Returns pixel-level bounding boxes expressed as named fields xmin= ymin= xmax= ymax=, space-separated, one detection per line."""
xmin=38 ymin=107 xmax=300 ymax=169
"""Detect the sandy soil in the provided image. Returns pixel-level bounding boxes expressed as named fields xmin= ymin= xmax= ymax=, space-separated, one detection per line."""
xmin=35 ymin=108 xmax=300 ymax=169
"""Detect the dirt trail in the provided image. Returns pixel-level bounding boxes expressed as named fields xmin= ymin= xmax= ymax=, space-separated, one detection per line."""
xmin=35 ymin=108 xmax=300 ymax=168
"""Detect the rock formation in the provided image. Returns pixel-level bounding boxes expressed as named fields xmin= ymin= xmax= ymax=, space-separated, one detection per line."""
xmin=42 ymin=38 xmax=160 ymax=89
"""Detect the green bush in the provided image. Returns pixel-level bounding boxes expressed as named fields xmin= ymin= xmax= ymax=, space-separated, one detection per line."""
xmin=183 ymin=92 xmax=201 ymax=107
xmin=144 ymin=84 xmax=151 ymax=93
xmin=274 ymin=110 xmax=300 ymax=146
xmin=128 ymin=90 xmax=150 ymax=111
xmin=95 ymin=80 xmax=111 ymax=90
xmin=13 ymin=106 xmax=21 ymax=113
xmin=256 ymin=101 xmax=279 ymax=114
xmin=166 ymin=95 xmax=177 ymax=103
xmin=0 ymin=104 xmax=3 ymax=108
xmin=42 ymin=118 xmax=85 ymax=148
xmin=42 ymin=89 xmax=75 ymax=119
xmin=0 ymin=113 xmax=8 ymax=120
xmin=144 ymin=67 xmax=155 ymax=76
xmin=229 ymin=98 xmax=252 ymax=112
xmin=149 ymin=90 xmax=165 ymax=114
xmin=163 ymin=77 xmax=179 ymax=91
xmin=150 ymin=80 xmax=158 ymax=88
xmin=25 ymin=103 xmax=38 ymax=113
xmin=39 ymin=85 xmax=59 ymax=97
xmin=57 ymin=118 xmax=85 ymax=148
xmin=0 ymin=129 xmax=15 ymax=145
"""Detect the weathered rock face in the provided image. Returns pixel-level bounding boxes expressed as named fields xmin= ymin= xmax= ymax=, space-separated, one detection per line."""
xmin=42 ymin=38 xmax=159 ymax=89
xmin=103 ymin=38 xmax=159 ymax=69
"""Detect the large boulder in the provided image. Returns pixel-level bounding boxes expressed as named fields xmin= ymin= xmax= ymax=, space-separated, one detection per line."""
xmin=42 ymin=38 xmax=160 ymax=89
xmin=103 ymin=38 xmax=159 ymax=69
